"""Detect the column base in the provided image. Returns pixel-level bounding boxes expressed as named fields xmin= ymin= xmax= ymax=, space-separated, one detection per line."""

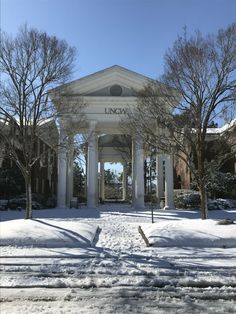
xmin=56 ymin=205 xmax=67 ymax=209
xmin=134 ymin=199 xmax=145 ymax=210
xmin=134 ymin=206 xmax=145 ymax=210
xmin=163 ymin=205 xmax=175 ymax=210
xmin=87 ymin=197 xmax=97 ymax=209
xmin=87 ymin=206 xmax=97 ymax=209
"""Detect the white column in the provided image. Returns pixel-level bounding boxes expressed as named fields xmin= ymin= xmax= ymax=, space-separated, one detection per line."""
xmin=57 ymin=123 xmax=67 ymax=208
xmin=66 ymin=136 xmax=74 ymax=207
xmin=134 ymin=136 xmax=145 ymax=209
xmin=156 ymin=154 xmax=164 ymax=208
xmin=100 ymin=161 xmax=105 ymax=201
xmin=164 ymin=154 xmax=175 ymax=209
xmin=85 ymin=150 xmax=88 ymax=198
xmin=87 ymin=121 xmax=98 ymax=208
xmin=122 ymin=162 xmax=128 ymax=201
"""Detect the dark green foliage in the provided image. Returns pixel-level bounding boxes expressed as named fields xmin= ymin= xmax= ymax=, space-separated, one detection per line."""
xmin=0 ymin=161 xmax=25 ymax=199
xmin=105 ymin=169 xmax=117 ymax=184
xmin=73 ymin=161 xmax=85 ymax=197
xmin=206 ymin=172 xmax=236 ymax=198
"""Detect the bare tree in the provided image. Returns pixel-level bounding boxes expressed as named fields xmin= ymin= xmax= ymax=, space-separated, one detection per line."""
xmin=0 ymin=25 xmax=77 ymax=219
xmin=128 ymin=23 xmax=236 ymax=219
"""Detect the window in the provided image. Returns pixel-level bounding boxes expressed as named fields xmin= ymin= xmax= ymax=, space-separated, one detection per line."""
xmin=110 ymin=85 xmax=122 ymax=96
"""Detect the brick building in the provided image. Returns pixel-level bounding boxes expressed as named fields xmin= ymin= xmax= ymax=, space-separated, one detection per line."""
xmin=0 ymin=120 xmax=58 ymax=199
xmin=174 ymin=120 xmax=236 ymax=191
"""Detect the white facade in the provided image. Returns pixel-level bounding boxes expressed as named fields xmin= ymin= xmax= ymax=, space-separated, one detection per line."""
xmin=49 ymin=65 xmax=175 ymax=209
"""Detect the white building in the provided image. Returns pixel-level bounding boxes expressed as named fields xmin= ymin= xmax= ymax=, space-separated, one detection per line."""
xmin=49 ymin=65 xmax=175 ymax=209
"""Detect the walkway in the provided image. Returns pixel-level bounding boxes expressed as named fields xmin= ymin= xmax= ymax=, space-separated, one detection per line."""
xmin=1 ymin=204 xmax=236 ymax=313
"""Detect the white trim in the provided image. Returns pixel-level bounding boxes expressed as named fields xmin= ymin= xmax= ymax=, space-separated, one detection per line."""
xmin=49 ymin=65 xmax=153 ymax=95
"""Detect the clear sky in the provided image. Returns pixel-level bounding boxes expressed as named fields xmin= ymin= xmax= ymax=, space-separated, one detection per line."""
xmin=1 ymin=0 xmax=236 ymax=81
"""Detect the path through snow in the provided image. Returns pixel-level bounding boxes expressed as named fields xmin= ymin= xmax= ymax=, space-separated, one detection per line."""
xmin=1 ymin=205 xmax=236 ymax=313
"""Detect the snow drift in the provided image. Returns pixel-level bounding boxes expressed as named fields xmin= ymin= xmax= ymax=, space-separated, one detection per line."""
xmin=0 ymin=219 xmax=99 ymax=248
xmin=142 ymin=219 xmax=236 ymax=248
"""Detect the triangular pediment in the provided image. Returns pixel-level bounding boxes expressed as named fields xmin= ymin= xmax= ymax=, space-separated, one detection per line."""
xmin=49 ymin=65 xmax=153 ymax=96
xmin=85 ymin=84 xmax=137 ymax=97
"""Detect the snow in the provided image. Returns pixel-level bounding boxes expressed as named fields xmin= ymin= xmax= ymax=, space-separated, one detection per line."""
xmin=0 ymin=219 xmax=98 ymax=248
xmin=142 ymin=219 xmax=236 ymax=248
xmin=206 ymin=118 xmax=236 ymax=134
xmin=0 ymin=205 xmax=236 ymax=313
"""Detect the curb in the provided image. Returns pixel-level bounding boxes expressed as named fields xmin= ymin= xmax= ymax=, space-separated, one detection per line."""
xmin=138 ymin=225 xmax=151 ymax=247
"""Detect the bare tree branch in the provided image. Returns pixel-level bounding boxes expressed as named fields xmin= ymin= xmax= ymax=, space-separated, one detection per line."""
xmin=124 ymin=23 xmax=236 ymax=219
xmin=0 ymin=24 xmax=78 ymax=219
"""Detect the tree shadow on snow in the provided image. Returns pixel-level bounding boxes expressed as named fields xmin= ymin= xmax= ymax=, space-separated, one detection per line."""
xmin=33 ymin=219 xmax=92 ymax=247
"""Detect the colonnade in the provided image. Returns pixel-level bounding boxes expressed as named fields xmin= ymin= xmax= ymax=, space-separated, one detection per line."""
xmin=57 ymin=121 xmax=174 ymax=210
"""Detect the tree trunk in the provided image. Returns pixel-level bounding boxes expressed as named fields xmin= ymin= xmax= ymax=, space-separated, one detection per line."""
xmin=197 ymin=137 xmax=208 ymax=219
xmin=144 ymin=160 xmax=147 ymax=195
xmin=199 ymin=183 xmax=208 ymax=219
xmin=25 ymin=173 xmax=32 ymax=219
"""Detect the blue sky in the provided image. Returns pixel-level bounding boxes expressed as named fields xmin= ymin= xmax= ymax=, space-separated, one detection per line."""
xmin=1 ymin=0 xmax=235 ymax=173
xmin=1 ymin=0 xmax=236 ymax=81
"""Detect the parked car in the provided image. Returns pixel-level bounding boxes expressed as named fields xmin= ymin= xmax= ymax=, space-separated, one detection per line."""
xmin=0 ymin=199 xmax=8 ymax=210
xmin=175 ymin=193 xmax=235 ymax=210
xmin=207 ymin=200 xmax=223 ymax=210
xmin=215 ymin=198 xmax=236 ymax=209
xmin=7 ymin=198 xmax=43 ymax=210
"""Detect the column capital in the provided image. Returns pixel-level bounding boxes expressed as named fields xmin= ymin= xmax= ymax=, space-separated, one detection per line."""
xmin=133 ymin=134 xmax=143 ymax=150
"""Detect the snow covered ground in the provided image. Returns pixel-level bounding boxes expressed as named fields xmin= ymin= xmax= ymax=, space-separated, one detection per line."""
xmin=1 ymin=205 xmax=236 ymax=313
xmin=0 ymin=219 xmax=99 ymax=248
xmin=142 ymin=218 xmax=236 ymax=248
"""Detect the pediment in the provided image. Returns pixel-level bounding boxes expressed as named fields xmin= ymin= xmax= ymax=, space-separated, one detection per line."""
xmin=85 ymin=84 xmax=137 ymax=97
xmin=49 ymin=65 xmax=153 ymax=97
